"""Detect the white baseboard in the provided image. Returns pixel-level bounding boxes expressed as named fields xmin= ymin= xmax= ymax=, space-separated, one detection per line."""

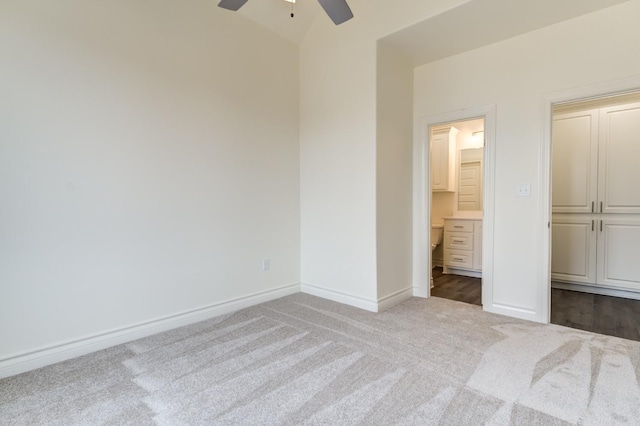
xmin=484 ymin=303 xmax=540 ymax=323
xmin=378 ymin=287 xmax=413 ymax=312
xmin=413 ymin=285 xmax=429 ymax=298
xmin=300 ymin=283 xmax=414 ymax=313
xmin=552 ymin=281 xmax=640 ymax=301
xmin=0 ymin=283 xmax=300 ymax=379
xmin=300 ymin=283 xmax=379 ymax=312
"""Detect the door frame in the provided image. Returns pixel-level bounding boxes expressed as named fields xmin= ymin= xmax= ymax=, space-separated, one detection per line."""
xmin=412 ymin=104 xmax=496 ymax=309
xmin=540 ymin=75 xmax=640 ymax=323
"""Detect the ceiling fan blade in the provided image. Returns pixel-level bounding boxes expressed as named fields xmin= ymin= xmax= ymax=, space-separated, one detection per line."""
xmin=317 ymin=0 xmax=353 ymax=25
xmin=218 ymin=0 xmax=249 ymax=11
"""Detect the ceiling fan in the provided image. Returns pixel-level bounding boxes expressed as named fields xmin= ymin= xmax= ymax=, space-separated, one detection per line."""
xmin=218 ymin=0 xmax=354 ymax=25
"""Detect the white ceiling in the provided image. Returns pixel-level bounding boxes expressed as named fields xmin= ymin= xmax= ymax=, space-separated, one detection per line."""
xmin=235 ymin=0 xmax=321 ymax=44
xmin=381 ymin=0 xmax=630 ymax=66
xmin=223 ymin=0 xmax=629 ymax=62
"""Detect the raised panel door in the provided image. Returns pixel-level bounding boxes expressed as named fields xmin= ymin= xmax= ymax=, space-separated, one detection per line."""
xmin=431 ymin=133 xmax=449 ymax=191
xmin=551 ymin=215 xmax=597 ymax=284
xmin=458 ymin=161 xmax=482 ymax=211
xmin=552 ymin=110 xmax=599 ymax=213
xmin=596 ymin=217 xmax=640 ymax=291
xmin=430 ymin=127 xmax=458 ymax=192
xmin=598 ymin=102 xmax=640 ymax=214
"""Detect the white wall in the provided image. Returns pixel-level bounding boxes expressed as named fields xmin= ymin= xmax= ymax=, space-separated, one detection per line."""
xmin=299 ymin=0 xmax=467 ymax=308
xmin=431 ymin=193 xmax=455 ymax=226
xmin=375 ymin=42 xmax=413 ymax=305
xmin=415 ymin=0 xmax=640 ymax=320
xmin=0 ymin=0 xmax=300 ymax=369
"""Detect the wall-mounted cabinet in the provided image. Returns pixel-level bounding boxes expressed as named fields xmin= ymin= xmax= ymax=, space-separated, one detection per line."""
xmin=431 ymin=126 xmax=458 ymax=192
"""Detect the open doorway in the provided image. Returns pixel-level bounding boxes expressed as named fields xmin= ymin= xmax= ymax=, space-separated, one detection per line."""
xmin=429 ymin=118 xmax=485 ymax=306
xmin=413 ymin=104 xmax=494 ymax=311
xmin=549 ymin=90 xmax=640 ymax=341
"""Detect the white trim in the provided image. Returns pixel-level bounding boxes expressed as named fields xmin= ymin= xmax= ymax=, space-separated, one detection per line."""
xmin=540 ymin=75 xmax=640 ymax=324
xmin=485 ymin=303 xmax=538 ymax=322
xmin=377 ymin=287 xmax=414 ymax=312
xmin=413 ymin=284 xmax=429 ymax=298
xmin=301 ymin=282 xmax=379 ymax=312
xmin=443 ymin=269 xmax=481 ymax=279
xmin=0 ymin=283 xmax=301 ymax=379
xmin=552 ymin=281 xmax=640 ymax=301
xmin=413 ymin=105 xmax=496 ymax=314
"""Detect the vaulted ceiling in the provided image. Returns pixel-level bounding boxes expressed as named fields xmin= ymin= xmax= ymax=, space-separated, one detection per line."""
xmin=233 ymin=0 xmax=321 ymax=44
xmin=223 ymin=0 xmax=629 ymax=64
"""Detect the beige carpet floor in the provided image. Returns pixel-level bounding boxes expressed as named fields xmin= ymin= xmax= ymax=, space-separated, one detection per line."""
xmin=1 ymin=293 xmax=640 ymax=425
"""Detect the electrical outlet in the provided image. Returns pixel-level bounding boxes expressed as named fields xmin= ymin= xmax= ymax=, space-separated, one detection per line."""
xmin=262 ymin=258 xmax=270 ymax=271
xmin=516 ymin=184 xmax=531 ymax=197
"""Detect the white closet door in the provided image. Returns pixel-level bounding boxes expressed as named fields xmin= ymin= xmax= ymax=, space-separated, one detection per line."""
xmin=596 ymin=216 xmax=640 ymax=290
xmin=599 ymin=102 xmax=640 ymax=214
xmin=551 ymin=215 xmax=597 ymax=284
xmin=552 ymin=110 xmax=599 ymax=213
xmin=458 ymin=161 xmax=482 ymax=211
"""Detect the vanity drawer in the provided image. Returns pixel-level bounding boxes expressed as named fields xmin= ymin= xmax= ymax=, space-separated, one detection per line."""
xmin=444 ymin=220 xmax=474 ymax=233
xmin=444 ymin=232 xmax=473 ymax=250
xmin=445 ymin=250 xmax=473 ymax=269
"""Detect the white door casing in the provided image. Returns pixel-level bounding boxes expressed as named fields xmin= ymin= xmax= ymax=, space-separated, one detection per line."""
xmin=413 ymin=104 xmax=495 ymax=313
xmin=541 ymin=75 xmax=640 ymax=324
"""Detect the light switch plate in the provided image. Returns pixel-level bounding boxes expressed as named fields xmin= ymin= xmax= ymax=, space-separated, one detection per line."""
xmin=516 ymin=184 xmax=531 ymax=197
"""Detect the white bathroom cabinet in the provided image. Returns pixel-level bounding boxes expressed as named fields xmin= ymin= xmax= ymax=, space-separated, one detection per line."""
xmin=443 ymin=218 xmax=482 ymax=278
xmin=431 ymin=126 xmax=458 ymax=192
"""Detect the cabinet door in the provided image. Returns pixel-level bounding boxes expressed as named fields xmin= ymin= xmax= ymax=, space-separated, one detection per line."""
xmin=551 ymin=215 xmax=597 ymax=284
xmin=431 ymin=133 xmax=450 ymax=191
xmin=552 ymin=110 xmax=599 ymax=213
xmin=599 ymin=102 xmax=640 ymax=214
xmin=430 ymin=127 xmax=457 ymax=192
xmin=596 ymin=217 xmax=640 ymax=291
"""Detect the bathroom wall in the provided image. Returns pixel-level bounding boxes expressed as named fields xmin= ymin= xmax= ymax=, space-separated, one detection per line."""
xmin=431 ymin=118 xmax=484 ymax=265
xmin=430 ymin=118 xmax=484 ymax=223
xmin=455 ymin=119 xmax=485 ymax=151
xmin=430 ymin=192 xmax=454 ymax=265
xmin=431 ymin=192 xmax=455 ymax=226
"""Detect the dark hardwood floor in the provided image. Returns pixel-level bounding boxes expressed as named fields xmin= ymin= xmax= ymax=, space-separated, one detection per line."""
xmin=551 ymin=287 xmax=640 ymax=342
xmin=431 ymin=267 xmax=482 ymax=306
xmin=431 ymin=270 xmax=640 ymax=342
